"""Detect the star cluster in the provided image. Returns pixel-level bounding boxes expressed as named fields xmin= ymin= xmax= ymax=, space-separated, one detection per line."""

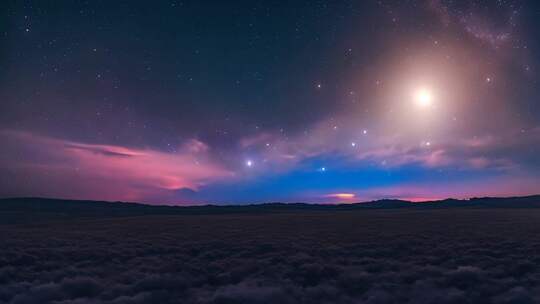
xmin=1 ymin=0 xmax=539 ymax=204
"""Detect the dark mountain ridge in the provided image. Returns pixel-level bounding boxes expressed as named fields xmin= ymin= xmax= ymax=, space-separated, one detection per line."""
xmin=1 ymin=195 xmax=540 ymax=225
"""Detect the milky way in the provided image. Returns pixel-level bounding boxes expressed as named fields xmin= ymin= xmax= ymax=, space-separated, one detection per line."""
xmin=1 ymin=1 xmax=539 ymax=204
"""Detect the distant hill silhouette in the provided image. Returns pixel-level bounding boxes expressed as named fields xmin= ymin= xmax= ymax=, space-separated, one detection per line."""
xmin=0 ymin=195 xmax=539 ymax=224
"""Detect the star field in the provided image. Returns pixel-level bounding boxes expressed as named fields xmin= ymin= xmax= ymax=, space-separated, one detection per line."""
xmin=1 ymin=0 xmax=540 ymax=204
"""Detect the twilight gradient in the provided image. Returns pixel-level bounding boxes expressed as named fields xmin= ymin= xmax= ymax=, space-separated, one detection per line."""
xmin=1 ymin=0 xmax=539 ymax=204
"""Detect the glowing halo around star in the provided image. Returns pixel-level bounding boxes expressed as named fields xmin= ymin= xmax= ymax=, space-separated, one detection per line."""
xmin=414 ymin=87 xmax=434 ymax=108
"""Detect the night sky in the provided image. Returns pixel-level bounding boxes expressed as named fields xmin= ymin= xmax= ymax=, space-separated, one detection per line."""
xmin=1 ymin=0 xmax=540 ymax=204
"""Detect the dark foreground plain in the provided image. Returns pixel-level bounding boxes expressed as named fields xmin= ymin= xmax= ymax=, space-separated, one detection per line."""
xmin=2 ymin=198 xmax=540 ymax=303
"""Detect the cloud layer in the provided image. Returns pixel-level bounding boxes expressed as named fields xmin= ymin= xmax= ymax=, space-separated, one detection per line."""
xmin=2 ymin=208 xmax=540 ymax=303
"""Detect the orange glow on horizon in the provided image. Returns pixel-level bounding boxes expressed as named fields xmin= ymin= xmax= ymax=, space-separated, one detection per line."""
xmin=326 ymin=193 xmax=356 ymax=200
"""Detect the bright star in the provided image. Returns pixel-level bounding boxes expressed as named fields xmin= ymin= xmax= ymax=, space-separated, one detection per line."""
xmin=414 ymin=88 xmax=433 ymax=108
xmin=246 ymin=160 xmax=253 ymax=167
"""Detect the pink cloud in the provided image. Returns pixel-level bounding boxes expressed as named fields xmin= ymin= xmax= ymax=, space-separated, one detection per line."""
xmin=461 ymin=136 xmax=496 ymax=148
xmin=0 ymin=131 xmax=233 ymax=204
xmin=239 ymin=132 xmax=276 ymax=148
xmin=353 ymin=145 xmax=453 ymax=168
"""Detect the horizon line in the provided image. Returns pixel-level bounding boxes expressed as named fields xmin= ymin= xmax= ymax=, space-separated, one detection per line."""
xmin=2 ymin=194 xmax=540 ymax=208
